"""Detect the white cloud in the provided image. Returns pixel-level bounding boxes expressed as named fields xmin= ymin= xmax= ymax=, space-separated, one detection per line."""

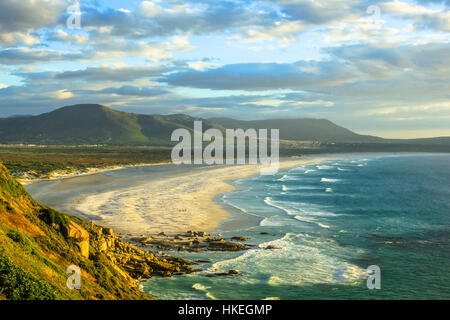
xmin=187 ymin=61 xmax=221 ymax=71
xmin=381 ymin=1 xmax=450 ymax=31
xmin=367 ymin=101 xmax=450 ymax=116
xmin=51 ymin=89 xmax=74 ymax=100
xmin=0 ymin=32 xmax=40 ymax=46
xmin=232 ymin=20 xmax=308 ymax=46
xmin=51 ymin=30 xmax=89 ymax=45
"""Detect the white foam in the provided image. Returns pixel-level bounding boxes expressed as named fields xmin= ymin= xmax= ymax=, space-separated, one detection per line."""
xmin=325 ymin=188 xmax=333 ymax=193
xmin=264 ymin=197 xmax=297 ymax=216
xmin=211 ymin=232 xmax=366 ymax=287
xmin=317 ymin=223 xmax=331 ymax=229
xmin=294 ymin=216 xmax=330 ymax=229
xmin=316 ymin=165 xmax=334 ymax=170
xmin=259 ymin=216 xmax=286 ymax=227
xmin=320 ymin=178 xmax=340 ymax=183
xmin=192 ymin=283 xmax=211 ymax=291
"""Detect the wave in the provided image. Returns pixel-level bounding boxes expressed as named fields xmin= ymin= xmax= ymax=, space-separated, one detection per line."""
xmin=279 ymin=185 xmax=322 ymax=192
xmin=294 ymin=216 xmax=330 ymax=229
xmin=316 ymin=165 xmax=334 ymax=170
xmin=210 ymin=232 xmax=366 ymax=287
xmin=221 ymin=197 xmax=263 ymax=219
xmin=320 ymin=178 xmax=340 ymax=183
xmin=263 ymin=197 xmax=337 ymax=230
xmin=259 ymin=216 xmax=289 ymax=227
xmin=264 ymin=197 xmax=297 ymax=216
xmin=192 ymin=283 xmax=210 ymax=291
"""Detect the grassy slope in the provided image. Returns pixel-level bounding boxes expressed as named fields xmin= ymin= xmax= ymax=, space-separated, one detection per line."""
xmin=0 ymin=104 xmax=224 ymax=146
xmin=209 ymin=117 xmax=382 ymax=142
xmin=0 ymin=162 xmax=151 ymax=300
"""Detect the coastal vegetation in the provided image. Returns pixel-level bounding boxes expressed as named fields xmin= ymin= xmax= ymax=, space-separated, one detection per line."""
xmin=0 ymin=161 xmax=197 ymax=300
xmin=0 ymin=145 xmax=172 ymax=179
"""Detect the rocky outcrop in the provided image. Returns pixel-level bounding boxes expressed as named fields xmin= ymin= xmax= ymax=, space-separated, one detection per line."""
xmin=82 ymin=223 xmax=194 ymax=280
xmin=130 ymin=231 xmax=251 ymax=253
xmin=61 ymin=221 xmax=89 ymax=258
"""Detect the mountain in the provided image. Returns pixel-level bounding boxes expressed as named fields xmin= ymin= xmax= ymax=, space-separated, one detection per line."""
xmin=0 ymin=104 xmax=379 ymax=146
xmin=0 ymin=161 xmax=192 ymax=300
xmin=0 ymin=104 xmax=448 ymax=147
xmin=0 ymin=104 xmax=222 ymax=146
xmin=209 ymin=117 xmax=383 ymax=143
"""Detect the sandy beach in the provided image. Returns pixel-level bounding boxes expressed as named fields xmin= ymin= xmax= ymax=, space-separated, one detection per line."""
xmin=18 ymin=161 xmax=171 ymax=186
xmin=70 ymin=157 xmax=332 ymax=236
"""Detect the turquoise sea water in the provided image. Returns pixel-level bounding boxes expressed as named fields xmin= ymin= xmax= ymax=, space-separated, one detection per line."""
xmin=143 ymin=154 xmax=450 ymax=300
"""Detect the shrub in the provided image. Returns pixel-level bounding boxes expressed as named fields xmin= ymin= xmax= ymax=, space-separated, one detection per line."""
xmin=6 ymin=230 xmax=35 ymax=254
xmin=38 ymin=207 xmax=69 ymax=228
xmin=0 ymin=252 xmax=57 ymax=300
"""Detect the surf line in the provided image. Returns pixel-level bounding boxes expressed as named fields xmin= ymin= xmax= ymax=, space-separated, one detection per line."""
xmin=171 ymin=120 xmax=279 ymax=175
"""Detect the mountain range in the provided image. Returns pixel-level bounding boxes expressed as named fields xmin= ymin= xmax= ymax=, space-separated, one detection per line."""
xmin=0 ymin=104 xmax=448 ymax=147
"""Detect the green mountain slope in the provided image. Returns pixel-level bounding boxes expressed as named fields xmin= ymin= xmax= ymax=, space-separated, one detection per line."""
xmin=0 ymin=104 xmax=221 ymax=146
xmin=1 ymin=104 xmax=448 ymax=146
xmin=209 ymin=117 xmax=383 ymax=143
xmin=0 ymin=104 xmax=380 ymax=145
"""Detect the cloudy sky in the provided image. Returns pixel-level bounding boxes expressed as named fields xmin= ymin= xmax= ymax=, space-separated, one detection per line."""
xmin=0 ymin=0 xmax=449 ymax=138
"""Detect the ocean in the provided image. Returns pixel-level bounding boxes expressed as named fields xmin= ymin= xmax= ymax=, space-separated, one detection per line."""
xmin=143 ymin=154 xmax=450 ymax=299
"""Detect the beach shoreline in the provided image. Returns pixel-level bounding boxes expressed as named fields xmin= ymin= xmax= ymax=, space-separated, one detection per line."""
xmin=17 ymin=161 xmax=171 ymax=186
xmin=66 ymin=156 xmax=334 ymax=236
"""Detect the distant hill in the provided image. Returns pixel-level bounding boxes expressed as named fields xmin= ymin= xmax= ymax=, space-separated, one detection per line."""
xmin=0 ymin=104 xmax=222 ymax=146
xmin=0 ymin=104 xmax=448 ymax=147
xmin=209 ymin=117 xmax=383 ymax=143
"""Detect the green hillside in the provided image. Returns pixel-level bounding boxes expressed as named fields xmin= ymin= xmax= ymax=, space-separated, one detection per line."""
xmin=0 ymin=161 xmax=192 ymax=300
xmin=0 ymin=104 xmax=221 ymax=146
xmin=0 ymin=104 xmax=379 ymax=146
xmin=1 ymin=104 xmax=449 ymax=147
xmin=209 ymin=117 xmax=383 ymax=143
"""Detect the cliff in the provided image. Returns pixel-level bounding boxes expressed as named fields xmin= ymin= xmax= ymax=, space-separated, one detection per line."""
xmin=0 ymin=162 xmax=191 ymax=300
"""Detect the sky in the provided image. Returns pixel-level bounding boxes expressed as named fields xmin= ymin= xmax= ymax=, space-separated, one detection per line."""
xmin=0 ymin=0 xmax=449 ymax=138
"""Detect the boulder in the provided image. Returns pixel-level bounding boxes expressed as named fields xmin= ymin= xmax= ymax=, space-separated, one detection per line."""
xmin=231 ymin=236 xmax=248 ymax=241
xmin=62 ymin=221 xmax=89 ymax=258
xmin=103 ymin=228 xmax=114 ymax=236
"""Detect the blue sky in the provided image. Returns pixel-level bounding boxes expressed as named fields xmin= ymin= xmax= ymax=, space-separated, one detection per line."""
xmin=0 ymin=0 xmax=449 ymax=138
